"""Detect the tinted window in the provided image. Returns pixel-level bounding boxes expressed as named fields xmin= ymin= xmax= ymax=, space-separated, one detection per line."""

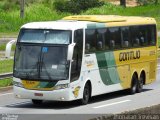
xmin=108 ymin=27 xmax=121 ymax=49
xmin=130 ymin=26 xmax=140 ymax=47
xmin=71 ymin=29 xmax=83 ymax=82
xmin=139 ymin=26 xmax=148 ymax=46
xmin=85 ymin=29 xmax=96 ymax=53
xmin=18 ymin=29 xmax=71 ymax=44
xmin=97 ymin=29 xmax=107 ymax=51
xmin=121 ymin=27 xmax=131 ymax=48
xmin=130 ymin=25 xmax=156 ymax=47
xmin=148 ymin=25 xmax=156 ymax=45
xmin=85 ymin=24 xmax=156 ymax=53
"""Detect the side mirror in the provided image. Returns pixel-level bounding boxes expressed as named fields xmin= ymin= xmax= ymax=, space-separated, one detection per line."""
xmin=5 ymin=40 xmax=16 ymax=58
xmin=67 ymin=43 xmax=75 ymax=60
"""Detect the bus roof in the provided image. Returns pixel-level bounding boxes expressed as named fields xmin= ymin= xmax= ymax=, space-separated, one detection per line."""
xmin=63 ymin=15 xmax=127 ymax=22
xmin=21 ymin=15 xmax=156 ymax=30
xmin=63 ymin=15 xmax=156 ymax=27
xmin=21 ymin=20 xmax=92 ymax=30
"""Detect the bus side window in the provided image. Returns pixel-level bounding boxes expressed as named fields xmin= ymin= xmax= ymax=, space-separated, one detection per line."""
xmin=97 ymin=28 xmax=107 ymax=51
xmin=71 ymin=29 xmax=83 ymax=82
xmin=139 ymin=26 xmax=148 ymax=46
xmin=121 ymin=27 xmax=130 ymax=48
xmin=148 ymin=25 xmax=156 ymax=45
xmin=108 ymin=27 xmax=121 ymax=49
xmin=131 ymin=26 xmax=140 ymax=47
xmin=85 ymin=29 xmax=96 ymax=53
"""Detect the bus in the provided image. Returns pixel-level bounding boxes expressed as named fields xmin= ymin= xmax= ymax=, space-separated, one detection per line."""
xmin=13 ymin=15 xmax=157 ymax=105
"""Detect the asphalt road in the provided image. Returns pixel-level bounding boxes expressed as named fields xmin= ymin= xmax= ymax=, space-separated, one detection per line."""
xmin=0 ymin=65 xmax=160 ymax=120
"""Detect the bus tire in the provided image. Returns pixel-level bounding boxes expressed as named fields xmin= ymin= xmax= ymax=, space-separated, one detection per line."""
xmin=80 ymin=83 xmax=90 ymax=105
xmin=130 ymin=74 xmax=138 ymax=94
xmin=137 ymin=73 xmax=144 ymax=93
xmin=32 ymin=99 xmax=43 ymax=105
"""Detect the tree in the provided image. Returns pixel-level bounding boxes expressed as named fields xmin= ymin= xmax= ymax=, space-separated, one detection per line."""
xmin=155 ymin=0 xmax=158 ymax=4
xmin=120 ymin=0 xmax=126 ymax=7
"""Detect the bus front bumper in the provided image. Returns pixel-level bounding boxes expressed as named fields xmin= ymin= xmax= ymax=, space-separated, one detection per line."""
xmin=13 ymin=86 xmax=71 ymax=101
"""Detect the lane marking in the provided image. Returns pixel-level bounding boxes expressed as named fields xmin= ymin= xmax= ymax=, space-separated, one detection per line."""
xmin=93 ymin=100 xmax=131 ymax=109
xmin=0 ymin=93 xmax=13 ymax=97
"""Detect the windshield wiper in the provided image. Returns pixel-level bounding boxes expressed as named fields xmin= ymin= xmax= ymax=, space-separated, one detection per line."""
xmin=24 ymin=63 xmax=39 ymax=79
xmin=40 ymin=52 xmax=52 ymax=80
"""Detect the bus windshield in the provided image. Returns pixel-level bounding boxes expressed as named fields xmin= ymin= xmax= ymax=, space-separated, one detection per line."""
xmin=14 ymin=44 xmax=69 ymax=81
xmin=18 ymin=29 xmax=71 ymax=44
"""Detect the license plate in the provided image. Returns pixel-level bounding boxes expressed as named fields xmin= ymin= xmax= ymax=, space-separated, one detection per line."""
xmin=34 ymin=93 xmax=43 ymax=97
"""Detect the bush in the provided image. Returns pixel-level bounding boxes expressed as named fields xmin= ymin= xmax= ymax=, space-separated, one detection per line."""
xmin=0 ymin=0 xmax=20 ymax=11
xmin=54 ymin=0 xmax=104 ymax=14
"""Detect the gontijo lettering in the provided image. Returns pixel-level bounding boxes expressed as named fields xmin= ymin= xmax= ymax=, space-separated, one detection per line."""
xmin=119 ymin=50 xmax=140 ymax=61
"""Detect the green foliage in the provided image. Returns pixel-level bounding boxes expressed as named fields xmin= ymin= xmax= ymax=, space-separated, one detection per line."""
xmin=0 ymin=1 xmax=159 ymax=33
xmin=0 ymin=59 xmax=13 ymax=74
xmin=0 ymin=0 xmax=19 ymax=11
xmin=0 ymin=78 xmax=12 ymax=87
xmin=136 ymin=0 xmax=159 ymax=5
xmin=54 ymin=0 xmax=104 ymax=14
xmin=0 ymin=4 xmax=70 ymax=33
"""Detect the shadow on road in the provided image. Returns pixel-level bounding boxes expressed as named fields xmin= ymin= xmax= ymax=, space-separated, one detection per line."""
xmin=6 ymin=88 xmax=153 ymax=110
xmin=89 ymin=88 xmax=152 ymax=104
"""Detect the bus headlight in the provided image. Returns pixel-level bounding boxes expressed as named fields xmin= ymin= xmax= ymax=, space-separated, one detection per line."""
xmin=54 ymin=84 xmax=69 ymax=90
xmin=13 ymin=81 xmax=24 ymax=88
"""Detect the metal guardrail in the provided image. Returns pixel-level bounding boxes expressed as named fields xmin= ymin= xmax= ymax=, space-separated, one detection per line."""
xmin=0 ymin=73 xmax=13 ymax=80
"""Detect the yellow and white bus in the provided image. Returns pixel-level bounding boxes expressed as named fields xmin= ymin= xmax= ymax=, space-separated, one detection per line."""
xmin=13 ymin=15 xmax=157 ymax=105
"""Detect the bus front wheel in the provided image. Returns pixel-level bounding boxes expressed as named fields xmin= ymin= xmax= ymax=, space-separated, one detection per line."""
xmin=32 ymin=99 xmax=43 ymax=105
xmin=80 ymin=83 xmax=90 ymax=105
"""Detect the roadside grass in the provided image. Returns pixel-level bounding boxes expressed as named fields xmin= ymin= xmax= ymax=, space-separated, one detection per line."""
xmin=0 ymin=78 xmax=12 ymax=87
xmin=0 ymin=33 xmax=18 ymax=38
xmin=0 ymin=2 xmax=160 ymax=34
xmin=0 ymin=59 xmax=13 ymax=74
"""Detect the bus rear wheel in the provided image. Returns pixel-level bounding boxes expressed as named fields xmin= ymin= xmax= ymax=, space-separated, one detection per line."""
xmin=130 ymin=74 xmax=138 ymax=94
xmin=32 ymin=99 xmax=43 ymax=105
xmin=80 ymin=83 xmax=90 ymax=105
xmin=137 ymin=74 xmax=144 ymax=93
